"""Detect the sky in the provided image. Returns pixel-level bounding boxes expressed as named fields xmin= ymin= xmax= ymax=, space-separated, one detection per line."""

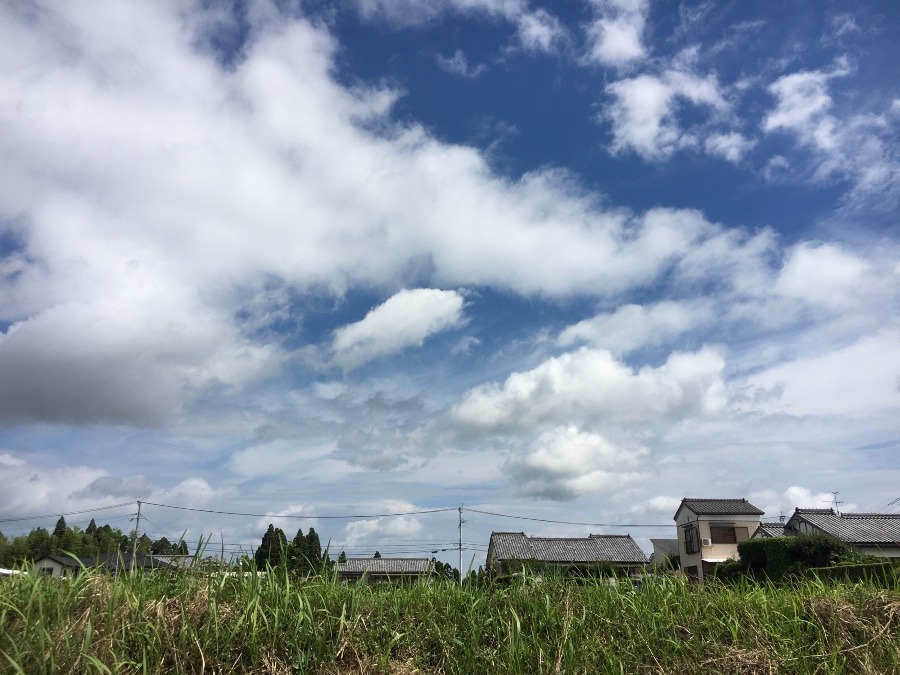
xmin=0 ymin=0 xmax=898 ymax=568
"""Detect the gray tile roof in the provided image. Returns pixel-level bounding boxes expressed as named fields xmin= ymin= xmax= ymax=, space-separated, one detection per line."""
xmin=676 ymin=498 xmax=764 ymax=518
xmin=488 ymin=532 xmax=648 ymax=564
xmin=755 ymin=522 xmax=787 ymax=537
xmin=650 ymin=538 xmax=679 ymax=556
xmin=788 ymin=509 xmax=900 ymax=545
xmin=336 ymin=558 xmax=435 ymax=575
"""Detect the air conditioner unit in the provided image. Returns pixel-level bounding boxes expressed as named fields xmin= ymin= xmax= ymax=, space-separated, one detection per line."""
xmin=700 ymin=538 xmax=712 ymax=547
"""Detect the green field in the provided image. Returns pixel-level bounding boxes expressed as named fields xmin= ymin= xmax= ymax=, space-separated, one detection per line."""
xmin=2 ymin=568 xmax=899 ymax=674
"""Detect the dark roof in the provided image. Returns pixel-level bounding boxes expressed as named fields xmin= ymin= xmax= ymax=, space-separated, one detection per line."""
xmin=650 ymin=538 xmax=679 ymax=556
xmin=675 ymin=498 xmax=764 ymax=519
xmin=787 ymin=509 xmax=900 ymax=545
xmin=488 ymin=532 xmax=648 ymax=565
xmin=755 ymin=522 xmax=787 ymax=538
xmin=37 ymin=553 xmax=173 ymax=571
xmin=336 ymin=558 xmax=435 ymax=575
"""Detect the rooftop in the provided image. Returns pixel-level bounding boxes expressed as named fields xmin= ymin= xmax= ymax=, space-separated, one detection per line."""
xmin=789 ymin=509 xmax=900 ymax=545
xmin=676 ymin=498 xmax=765 ymax=518
xmin=488 ymin=532 xmax=648 ymax=564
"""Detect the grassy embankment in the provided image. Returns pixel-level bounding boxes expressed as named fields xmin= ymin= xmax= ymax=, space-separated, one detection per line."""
xmin=2 ymin=567 xmax=899 ymax=674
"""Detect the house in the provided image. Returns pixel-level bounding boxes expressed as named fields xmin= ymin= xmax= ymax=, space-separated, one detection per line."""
xmin=32 ymin=553 xmax=173 ymax=577
xmin=753 ymin=521 xmax=787 ymax=538
xmin=784 ymin=508 xmax=900 ymax=559
xmin=485 ymin=532 xmax=647 ymax=578
xmin=674 ymin=498 xmax=764 ymax=582
xmin=335 ymin=557 xmax=435 ymax=583
xmin=649 ymin=538 xmax=679 ymax=568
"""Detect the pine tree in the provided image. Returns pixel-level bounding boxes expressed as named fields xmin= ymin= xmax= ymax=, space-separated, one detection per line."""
xmin=86 ymin=519 xmax=97 ymax=536
xmin=304 ymin=527 xmax=322 ymax=572
xmin=52 ymin=516 xmax=67 ymax=541
xmin=373 ymin=551 xmax=381 ymax=559
xmin=255 ymin=524 xmax=288 ymax=570
xmin=337 ymin=550 xmax=347 ymax=563
xmin=289 ymin=528 xmax=306 ymax=572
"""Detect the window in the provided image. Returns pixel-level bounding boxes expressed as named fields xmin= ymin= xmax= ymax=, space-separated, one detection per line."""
xmin=683 ymin=525 xmax=700 ymax=554
xmin=40 ymin=567 xmax=54 ymax=576
xmin=710 ymin=525 xmax=749 ymax=544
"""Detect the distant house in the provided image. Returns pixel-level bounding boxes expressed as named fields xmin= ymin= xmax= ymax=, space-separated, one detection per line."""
xmin=674 ymin=498 xmax=764 ymax=583
xmin=335 ymin=558 xmax=435 ymax=583
xmin=753 ymin=521 xmax=787 ymax=538
xmin=32 ymin=553 xmax=173 ymax=577
xmin=784 ymin=508 xmax=900 ymax=559
xmin=485 ymin=532 xmax=647 ymax=578
xmin=649 ymin=538 xmax=679 ymax=568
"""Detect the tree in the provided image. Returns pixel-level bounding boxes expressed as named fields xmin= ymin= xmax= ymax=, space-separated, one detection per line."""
xmin=373 ymin=551 xmax=381 ymax=559
xmin=255 ymin=524 xmax=288 ymax=570
xmin=304 ymin=527 xmax=323 ymax=571
xmin=151 ymin=537 xmax=174 ymax=555
xmin=86 ymin=519 xmax=97 ymax=536
xmin=337 ymin=550 xmax=347 ymax=563
xmin=0 ymin=531 xmax=11 ymax=568
xmin=25 ymin=527 xmax=52 ymax=561
xmin=289 ymin=528 xmax=306 ymax=572
xmin=52 ymin=516 xmax=67 ymax=541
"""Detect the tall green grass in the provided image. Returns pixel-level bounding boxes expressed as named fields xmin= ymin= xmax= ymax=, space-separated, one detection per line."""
xmin=2 ymin=569 xmax=899 ymax=674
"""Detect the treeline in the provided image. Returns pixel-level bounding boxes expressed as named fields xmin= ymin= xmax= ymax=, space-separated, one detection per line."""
xmin=0 ymin=516 xmax=187 ymax=568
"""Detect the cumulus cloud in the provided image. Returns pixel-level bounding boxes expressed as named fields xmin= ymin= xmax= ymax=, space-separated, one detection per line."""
xmin=0 ymin=4 xmax=731 ymax=424
xmin=605 ymin=69 xmax=727 ymax=160
xmin=704 ymin=132 xmax=756 ymax=163
xmin=504 ymin=426 xmax=647 ymax=500
xmin=558 ymin=300 xmax=715 ymax=355
xmin=776 ymin=243 xmax=870 ymax=310
xmin=452 ymin=345 xmax=726 ymax=431
xmin=515 ymin=9 xmax=567 ymax=53
xmin=583 ymin=0 xmax=649 ymax=68
xmin=333 ymin=289 xmax=466 ymax=369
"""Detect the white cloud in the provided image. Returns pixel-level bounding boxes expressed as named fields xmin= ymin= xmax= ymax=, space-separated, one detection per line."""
xmin=583 ymin=0 xmax=649 ymax=68
xmin=435 ymin=49 xmax=486 ymax=78
xmin=704 ymin=132 xmax=756 ymax=163
xmin=504 ymin=426 xmax=647 ymax=500
xmin=776 ymin=243 xmax=870 ymax=310
xmin=515 ymin=9 xmax=567 ymax=53
xmin=333 ymin=289 xmax=466 ymax=369
xmin=762 ymin=62 xmax=899 ymax=210
xmin=605 ymin=69 xmax=727 ymax=160
xmin=742 ymin=331 xmax=900 ymax=417
xmin=452 ymin=345 xmax=726 ymax=431
xmin=558 ymin=300 xmax=714 ymax=355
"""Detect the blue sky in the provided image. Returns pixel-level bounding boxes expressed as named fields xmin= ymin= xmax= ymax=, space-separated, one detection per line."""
xmin=0 ymin=0 xmax=898 ymax=566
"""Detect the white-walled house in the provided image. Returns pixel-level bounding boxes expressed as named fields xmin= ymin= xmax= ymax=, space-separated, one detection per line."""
xmin=674 ymin=498 xmax=764 ymax=583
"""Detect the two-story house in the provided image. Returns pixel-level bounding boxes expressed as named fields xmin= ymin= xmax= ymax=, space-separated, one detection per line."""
xmin=673 ymin=498 xmax=764 ymax=582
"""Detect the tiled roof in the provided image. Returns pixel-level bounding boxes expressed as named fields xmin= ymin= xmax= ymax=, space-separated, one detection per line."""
xmin=650 ymin=538 xmax=679 ymax=556
xmin=488 ymin=532 xmax=648 ymax=564
xmin=336 ymin=558 xmax=435 ymax=575
xmin=789 ymin=509 xmax=900 ymax=545
xmin=676 ymin=498 xmax=764 ymax=517
xmin=38 ymin=553 xmax=172 ymax=571
xmin=755 ymin=522 xmax=787 ymax=537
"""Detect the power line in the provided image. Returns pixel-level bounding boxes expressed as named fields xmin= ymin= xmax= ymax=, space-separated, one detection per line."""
xmin=0 ymin=502 xmax=135 ymax=523
xmin=142 ymin=501 xmax=458 ymax=519
xmin=465 ymin=508 xmax=670 ymax=528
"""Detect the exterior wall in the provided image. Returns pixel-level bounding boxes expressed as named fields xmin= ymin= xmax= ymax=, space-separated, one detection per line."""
xmin=675 ymin=510 xmax=761 ymax=583
xmin=32 ymin=558 xmax=78 ymax=578
xmin=863 ymin=546 xmax=900 ymax=559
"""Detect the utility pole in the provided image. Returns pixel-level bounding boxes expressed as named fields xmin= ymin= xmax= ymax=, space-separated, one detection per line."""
xmin=458 ymin=505 xmax=465 ymax=586
xmin=131 ymin=500 xmax=142 ymax=572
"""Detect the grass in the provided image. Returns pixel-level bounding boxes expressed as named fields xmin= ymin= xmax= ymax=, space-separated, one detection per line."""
xmin=2 ymin=568 xmax=899 ymax=674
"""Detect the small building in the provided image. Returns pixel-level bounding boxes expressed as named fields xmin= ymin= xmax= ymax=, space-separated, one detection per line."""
xmin=335 ymin=557 xmax=435 ymax=583
xmin=674 ymin=498 xmax=764 ymax=583
xmin=649 ymin=538 xmax=680 ymax=568
xmin=486 ymin=532 xmax=647 ymax=578
xmin=784 ymin=508 xmax=900 ymax=559
xmin=33 ymin=553 xmax=173 ymax=577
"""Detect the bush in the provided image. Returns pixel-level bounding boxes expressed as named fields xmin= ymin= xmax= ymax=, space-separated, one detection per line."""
xmin=717 ymin=534 xmax=868 ymax=583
